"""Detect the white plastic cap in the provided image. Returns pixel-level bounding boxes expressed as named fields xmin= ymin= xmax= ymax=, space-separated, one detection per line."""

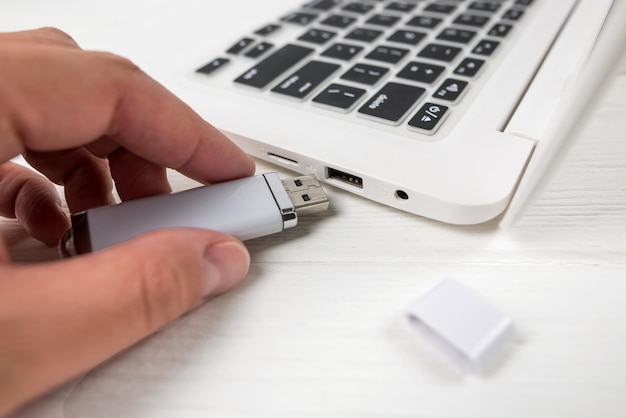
xmin=407 ymin=278 xmax=515 ymax=374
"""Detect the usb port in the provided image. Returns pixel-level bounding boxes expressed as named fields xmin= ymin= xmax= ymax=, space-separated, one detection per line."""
xmin=327 ymin=167 xmax=363 ymax=189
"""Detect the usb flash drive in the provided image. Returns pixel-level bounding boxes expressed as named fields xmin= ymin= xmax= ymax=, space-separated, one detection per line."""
xmin=59 ymin=172 xmax=329 ymax=257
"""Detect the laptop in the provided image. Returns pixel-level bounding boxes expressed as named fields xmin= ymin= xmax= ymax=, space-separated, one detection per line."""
xmin=160 ymin=0 xmax=624 ymax=224
xmin=155 ymin=0 xmax=625 ymax=225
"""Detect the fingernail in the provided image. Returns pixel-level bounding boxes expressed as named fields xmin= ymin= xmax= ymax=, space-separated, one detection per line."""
xmin=202 ymin=241 xmax=250 ymax=297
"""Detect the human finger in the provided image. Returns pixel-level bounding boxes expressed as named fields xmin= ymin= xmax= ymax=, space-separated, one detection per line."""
xmin=1 ymin=46 xmax=255 ymax=184
xmin=24 ymin=148 xmax=116 ymax=212
xmin=0 ymin=228 xmax=250 ymax=415
xmin=0 ymin=27 xmax=80 ymax=49
xmin=26 ymin=146 xmax=172 ymax=208
xmin=0 ymin=162 xmax=69 ymax=245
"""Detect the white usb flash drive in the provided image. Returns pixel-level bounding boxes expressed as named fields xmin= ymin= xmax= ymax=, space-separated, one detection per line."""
xmin=59 ymin=173 xmax=329 ymax=257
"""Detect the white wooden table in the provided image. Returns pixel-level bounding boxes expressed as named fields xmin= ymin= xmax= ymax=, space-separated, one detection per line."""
xmin=2 ymin=1 xmax=626 ymax=417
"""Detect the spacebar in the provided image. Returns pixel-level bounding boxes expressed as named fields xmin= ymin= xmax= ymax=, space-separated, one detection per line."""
xmin=234 ymin=44 xmax=314 ymax=89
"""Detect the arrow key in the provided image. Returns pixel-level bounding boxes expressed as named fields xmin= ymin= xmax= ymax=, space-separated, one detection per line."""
xmin=432 ymin=78 xmax=468 ymax=103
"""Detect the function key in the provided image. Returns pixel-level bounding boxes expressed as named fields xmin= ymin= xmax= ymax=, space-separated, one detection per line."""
xmin=408 ymin=102 xmax=449 ymax=133
xmin=515 ymin=0 xmax=534 ymax=6
xmin=342 ymin=2 xmax=375 ymax=14
xmin=453 ymin=13 xmax=490 ymax=28
xmin=468 ymin=1 xmax=502 ymax=13
xmin=345 ymin=27 xmax=384 ymax=43
xmin=255 ymin=24 xmax=281 ymax=36
xmin=196 ymin=58 xmax=230 ymax=75
xmin=365 ymin=14 xmax=401 ymax=27
xmin=366 ymin=45 xmax=410 ymax=64
xmin=423 ymin=4 xmax=457 ymax=14
xmin=234 ymin=44 xmax=314 ymax=89
xmin=387 ymin=29 xmax=427 ymax=46
xmin=312 ymin=83 xmax=367 ymax=110
xmin=488 ymin=23 xmax=513 ymax=37
xmin=227 ymin=37 xmax=255 ymax=54
xmin=453 ymin=57 xmax=485 ymax=77
xmin=358 ymin=82 xmax=426 ymax=124
xmin=397 ymin=61 xmax=445 ymax=84
xmin=298 ymin=28 xmax=337 ymax=44
xmin=321 ymin=43 xmax=364 ymax=61
xmin=341 ymin=63 xmax=389 ymax=85
xmin=433 ymin=78 xmax=468 ymax=102
xmin=303 ymin=0 xmax=341 ymax=11
xmin=320 ymin=14 xmax=357 ymax=28
xmin=503 ymin=8 xmax=525 ymax=21
xmin=472 ymin=39 xmax=499 ymax=56
xmin=406 ymin=15 xmax=443 ymax=29
xmin=281 ymin=12 xmax=318 ymax=25
xmin=386 ymin=2 xmax=417 ymax=13
xmin=271 ymin=60 xmax=340 ymax=99
xmin=436 ymin=28 xmax=477 ymax=44
xmin=418 ymin=43 xmax=462 ymax=63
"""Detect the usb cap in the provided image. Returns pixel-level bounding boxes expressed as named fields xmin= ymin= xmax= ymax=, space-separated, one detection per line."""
xmin=407 ymin=278 xmax=516 ymax=374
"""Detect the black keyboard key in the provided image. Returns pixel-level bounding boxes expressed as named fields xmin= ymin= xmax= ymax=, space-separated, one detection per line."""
xmin=255 ymin=24 xmax=281 ymax=36
xmin=417 ymin=43 xmax=462 ymax=62
xmin=227 ymin=37 xmax=255 ymax=54
xmin=488 ymin=23 xmax=513 ymax=37
xmin=271 ymin=60 xmax=340 ymax=99
xmin=433 ymin=78 xmax=468 ymax=102
xmin=281 ymin=12 xmax=318 ymax=25
xmin=408 ymin=102 xmax=449 ymax=133
xmin=341 ymin=63 xmax=389 ymax=85
xmin=235 ymin=44 xmax=314 ymax=88
xmin=196 ymin=58 xmax=230 ymax=75
xmin=304 ymin=0 xmax=341 ymax=11
xmin=366 ymin=45 xmax=409 ymax=64
xmin=436 ymin=28 xmax=477 ymax=44
xmin=342 ymin=2 xmax=374 ymax=14
xmin=503 ymin=8 xmax=525 ymax=21
xmin=312 ymin=83 xmax=366 ymax=110
xmin=320 ymin=14 xmax=357 ymax=28
xmin=468 ymin=1 xmax=502 ymax=13
xmin=387 ymin=30 xmax=427 ymax=46
xmin=453 ymin=57 xmax=485 ymax=77
xmin=298 ymin=28 xmax=337 ymax=44
xmin=472 ymin=39 xmax=500 ymax=56
xmin=358 ymin=82 xmax=425 ymax=123
xmin=244 ymin=42 xmax=274 ymax=58
xmin=321 ymin=43 xmax=364 ymax=60
xmin=386 ymin=2 xmax=417 ymax=13
xmin=366 ymin=14 xmax=401 ymax=27
xmin=406 ymin=15 xmax=443 ymax=29
xmin=515 ymin=0 xmax=534 ymax=5
xmin=397 ymin=61 xmax=445 ymax=84
xmin=424 ymin=4 xmax=457 ymax=14
xmin=453 ymin=13 xmax=491 ymax=28
xmin=345 ymin=28 xmax=383 ymax=43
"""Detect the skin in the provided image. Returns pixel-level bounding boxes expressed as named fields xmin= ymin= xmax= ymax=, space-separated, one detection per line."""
xmin=0 ymin=27 xmax=256 ymax=415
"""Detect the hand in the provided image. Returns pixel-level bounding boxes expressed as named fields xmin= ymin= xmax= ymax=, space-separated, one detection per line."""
xmin=0 ymin=28 xmax=255 ymax=415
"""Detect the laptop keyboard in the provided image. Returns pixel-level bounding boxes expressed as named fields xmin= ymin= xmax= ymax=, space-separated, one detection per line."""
xmin=195 ymin=0 xmax=534 ymax=135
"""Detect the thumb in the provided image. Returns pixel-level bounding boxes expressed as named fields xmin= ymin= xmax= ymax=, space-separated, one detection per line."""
xmin=0 ymin=228 xmax=249 ymax=415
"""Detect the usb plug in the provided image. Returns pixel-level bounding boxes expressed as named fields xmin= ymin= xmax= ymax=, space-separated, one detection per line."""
xmin=281 ymin=175 xmax=330 ymax=215
xmin=60 ymin=172 xmax=330 ymax=257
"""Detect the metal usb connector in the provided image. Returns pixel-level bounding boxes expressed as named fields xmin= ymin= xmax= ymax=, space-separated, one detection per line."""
xmin=59 ymin=172 xmax=330 ymax=257
xmin=281 ymin=175 xmax=330 ymax=216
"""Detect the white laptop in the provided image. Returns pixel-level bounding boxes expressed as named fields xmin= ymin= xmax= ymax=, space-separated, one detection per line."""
xmin=163 ymin=0 xmax=624 ymax=226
